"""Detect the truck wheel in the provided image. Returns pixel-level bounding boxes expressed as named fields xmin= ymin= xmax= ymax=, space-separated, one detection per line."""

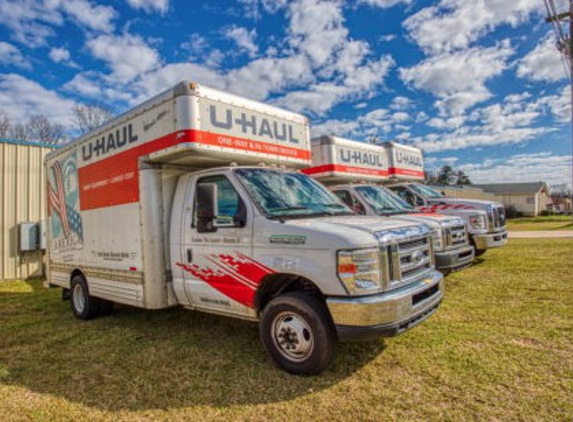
xmin=260 ymin=292 xmax=337 ymax=375
xmin=70 ymin=275 xmax=101 ymax=320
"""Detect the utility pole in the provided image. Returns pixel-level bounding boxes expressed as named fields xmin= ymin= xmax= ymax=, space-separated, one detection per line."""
xmin=545 ymin=0 xmax=573 ymax=219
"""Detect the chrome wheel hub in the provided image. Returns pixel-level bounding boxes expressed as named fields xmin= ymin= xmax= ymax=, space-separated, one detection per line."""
xmin=73 ymin=284 xmax=85 ymax=313
xmin=272 ymin=311 xmax=314 ymax=362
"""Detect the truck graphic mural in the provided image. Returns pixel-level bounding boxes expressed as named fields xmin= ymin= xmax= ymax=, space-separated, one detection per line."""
xmin=48 ymin=152 xmax=83 ymax=251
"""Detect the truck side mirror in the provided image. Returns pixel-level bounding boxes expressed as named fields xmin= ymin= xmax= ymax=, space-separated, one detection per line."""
xmin=196 ymin=183 xmax=218 ymax=233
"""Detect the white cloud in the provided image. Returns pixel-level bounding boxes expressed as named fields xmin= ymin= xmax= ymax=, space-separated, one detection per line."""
xmin=517 ymin=33 xmax=568 ymax=82
xmin=0 ymin=0 xmax=115 ymax=47
xmin=64 ymin=72 xmax=103 ymax=97
xmin=126 ymin=0 xmax=169 ymax=14
xmin=400 ymin=42 xmax=514 ymax=115
xmin=0 ymin=42 xmax=30 ymax=69
xmin=224 ymin=26 xmax=259 ymax=58
xmin=414 ymin=89 xmax=568 ymax=152
xmin=0 ymin=74 xmax=75 ymax=125
xmin=389 ymin=96 xmax=412 ymax=110
xmin=404 ymin=0 xmax=540 ymax=55
xmin=87 ymin=33 xmax=160 ymax=82
xmin=358 ymin=0 xmax=411 ymax=8
xmin=460 ymin=152 xmax=572 ymax=188
xmin=48 ymin=46 xmax=78 ymax=68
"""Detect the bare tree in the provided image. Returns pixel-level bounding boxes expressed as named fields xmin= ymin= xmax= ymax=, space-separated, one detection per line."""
xmin=10 ymin=123 xmax=31 ymax=141
xmin=0 ymin=110 xmax=10 ymax=138
xmin=28 ymin=115 xmax=64 ymax=145
xmin=72 ymin=103 xmax=114 ymax=134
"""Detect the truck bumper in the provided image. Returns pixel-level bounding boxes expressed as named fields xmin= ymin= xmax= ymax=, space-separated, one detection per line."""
xmin=473 ymin=229 xmax=508 ymax=250
xmin=435 ymin=245 xmax=475 ymax=273
xmin=326 ymin=271 xmax=444 ymax=341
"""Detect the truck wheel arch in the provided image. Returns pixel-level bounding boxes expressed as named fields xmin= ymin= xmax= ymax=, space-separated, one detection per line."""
xmin=70 ymin=269 xmax=86 ymax=286
xmin=255 ymin=273 xmax=325 ymax=315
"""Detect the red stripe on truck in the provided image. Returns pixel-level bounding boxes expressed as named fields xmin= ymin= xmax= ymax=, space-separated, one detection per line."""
xmin=78 ymin=129 xmax=310 ymax=211
xmin=388 ymin=167 xmax=424 ymax=178
xmin=302 ymin=164 xmax=389 ymax=177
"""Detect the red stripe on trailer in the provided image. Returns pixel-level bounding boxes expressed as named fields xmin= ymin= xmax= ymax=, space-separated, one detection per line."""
xmin=302 ymin=164 xmax=389 ymax=177
xmin=78 ymin=129 xmax=311 ymax=211
xmin=388 ymin=167 xmax=424 ymax=178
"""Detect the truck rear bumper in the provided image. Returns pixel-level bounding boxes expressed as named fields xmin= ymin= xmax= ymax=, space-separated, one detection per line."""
xmin=435 ymin=245 xmax=475 ymax=273
xmin=473 ymin=229 xmax=508 ymax=250
xmin=326 ymin=271 xmax=444 ymax=341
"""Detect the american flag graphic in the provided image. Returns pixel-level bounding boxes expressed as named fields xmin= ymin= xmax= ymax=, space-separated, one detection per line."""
xmin=48 ymin=160 xmax=83 ymax=240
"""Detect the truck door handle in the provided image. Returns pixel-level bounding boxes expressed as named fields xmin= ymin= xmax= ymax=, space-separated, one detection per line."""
xmin=186 ymin=248 xmax=193 ymax=263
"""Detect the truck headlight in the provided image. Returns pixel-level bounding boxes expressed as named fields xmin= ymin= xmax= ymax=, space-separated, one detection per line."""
xmin=469 ymin=215 xmax=487 ymax=230
xmin=337 ymin=248 xmax=382 ymax=295
xmin=431 ymin=228 xmax=445 ymax=251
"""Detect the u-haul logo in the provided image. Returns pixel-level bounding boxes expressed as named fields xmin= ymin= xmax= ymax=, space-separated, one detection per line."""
xmin=82 ymin=124 xmax=138 ymax=162
xmin=339 ymin=148 xmax=385 ymax=168
xmin=209 ymin=105 xmax=301 ymax=144
xmin=395 ymin=150 xmax=423 ymax=168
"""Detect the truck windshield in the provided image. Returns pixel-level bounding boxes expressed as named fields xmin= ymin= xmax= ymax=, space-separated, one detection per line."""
xmin=356 ymin=186 xmax=414 ymax=215
xmin=409 ymin=183 xmax=444 ymax=199
xmin=235 ymin=168 xmax=352 ymax=218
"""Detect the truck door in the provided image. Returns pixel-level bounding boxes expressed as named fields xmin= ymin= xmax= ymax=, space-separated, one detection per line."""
xmin=178 ymin=173 xmax=255 ymax=316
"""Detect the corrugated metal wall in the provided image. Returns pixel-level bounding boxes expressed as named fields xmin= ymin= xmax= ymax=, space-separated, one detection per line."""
xmin=0 ymin=140 xmax=53 ymax=280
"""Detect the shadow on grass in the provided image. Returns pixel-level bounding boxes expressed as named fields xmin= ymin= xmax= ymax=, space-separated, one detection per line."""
xmin=0 ymin=281 xmax=385 ymax=411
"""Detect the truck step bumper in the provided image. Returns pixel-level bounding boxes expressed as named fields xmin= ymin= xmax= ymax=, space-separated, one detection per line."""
xmin=326 ymin=271 xmax=444 ymax=341
xmin=473 ymin=230 xmax=508 ymax=250
xmin=435 ymin=245 xmax=475 ymax=272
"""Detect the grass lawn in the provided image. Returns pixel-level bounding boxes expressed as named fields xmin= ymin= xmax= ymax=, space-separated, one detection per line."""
xmin=1 ymin=239 xmax=572 ymax=421
xmin=506 ymin=215 xmax=573 ymax=231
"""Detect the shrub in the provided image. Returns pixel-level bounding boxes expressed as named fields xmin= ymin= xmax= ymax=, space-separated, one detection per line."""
xmin=505 ymin=205 xmax=524 ymax=219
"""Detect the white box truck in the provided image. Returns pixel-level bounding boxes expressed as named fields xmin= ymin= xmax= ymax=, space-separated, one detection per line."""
xmin=45 ymin=82 xmax=444 ymax=374
xmin=303 ymin=136 xmax=474 ymax=274
xmin=380 ymin=142 xmax=508 ymax=256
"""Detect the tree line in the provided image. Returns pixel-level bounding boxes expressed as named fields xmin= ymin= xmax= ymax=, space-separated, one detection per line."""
xmin=426 ymin=164 xmax=472 ymax=186
xmin=0 ymin=103 xmax=114 ymax=145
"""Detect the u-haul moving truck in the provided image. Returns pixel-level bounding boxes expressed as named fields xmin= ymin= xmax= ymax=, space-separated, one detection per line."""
xmin=383 ymin=141 xmax=425 ymax=181
xmin=46 ymin=82 xmax=444 ymax=375
xmin=303 ymin=136 xmax=475 ymax=274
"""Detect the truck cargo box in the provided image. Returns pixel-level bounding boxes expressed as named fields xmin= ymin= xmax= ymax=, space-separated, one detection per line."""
xmin=302 ymin=135 xmax=389 ymax=183
xmin=383 ymin=141 xmax=424 ymax=181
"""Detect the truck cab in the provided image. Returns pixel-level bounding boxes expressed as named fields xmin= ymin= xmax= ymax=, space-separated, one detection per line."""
xmin=387 ymin=183 xmax=508 ymax=256
xmin=330 ymin=184 xmax=474 ymax=273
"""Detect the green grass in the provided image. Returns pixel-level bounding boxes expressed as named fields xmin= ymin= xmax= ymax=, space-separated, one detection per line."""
xmin=506 ymin=215 xmax=573 ymax=231
xmin=1 ymin=239 xmax=573 ymax=421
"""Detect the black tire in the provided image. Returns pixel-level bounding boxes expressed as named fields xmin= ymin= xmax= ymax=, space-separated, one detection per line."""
xmin=260 ymin=292 xmax=337 ymax=375
xmin=70 ymin=275 xmax=101 ymax=320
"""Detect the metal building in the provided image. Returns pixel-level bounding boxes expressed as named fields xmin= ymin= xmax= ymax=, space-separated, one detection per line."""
xmin=0 ymin=139 xmax=54 ymax=280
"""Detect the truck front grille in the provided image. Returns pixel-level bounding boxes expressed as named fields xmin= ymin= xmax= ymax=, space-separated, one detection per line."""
xmin=387 ymin=234 xmax=433 ymax=290
xmin=489 ymin=206 xmax=507 ymax=231
xmin=446 ymin=224 xmax=468 ymax=248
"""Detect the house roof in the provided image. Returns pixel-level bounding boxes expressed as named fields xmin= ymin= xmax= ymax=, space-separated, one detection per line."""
xmin=473 ymin=182 xmax=549 ymax=195
xmin=0 ymin=138 xmax=58 ymax=149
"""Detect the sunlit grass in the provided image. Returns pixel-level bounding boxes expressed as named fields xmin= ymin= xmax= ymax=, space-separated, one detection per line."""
xmin=1 ymin=239 xmax=572 ymax=420
xmin=506 ymin=215 xmax=573 ymax=231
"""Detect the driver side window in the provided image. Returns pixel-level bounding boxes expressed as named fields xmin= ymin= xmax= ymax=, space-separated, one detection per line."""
xmin=194 ymin=175 xmax=246 ymax=228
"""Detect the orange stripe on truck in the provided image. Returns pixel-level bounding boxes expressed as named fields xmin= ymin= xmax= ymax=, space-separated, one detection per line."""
xmin=78 ymin=129 xmax=310 ymax=210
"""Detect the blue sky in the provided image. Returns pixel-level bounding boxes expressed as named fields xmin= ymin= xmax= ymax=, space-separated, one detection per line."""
xmin=0 ymin=0 xmax=571 ymax=188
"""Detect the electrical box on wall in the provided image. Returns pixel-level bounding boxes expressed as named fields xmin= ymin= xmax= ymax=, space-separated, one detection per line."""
xmin=19 ymin=222 xmax=39 ymax=252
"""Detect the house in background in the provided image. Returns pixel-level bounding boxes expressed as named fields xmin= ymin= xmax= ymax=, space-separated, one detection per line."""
xmin=473 ymin=182 xmax=552 ymax=217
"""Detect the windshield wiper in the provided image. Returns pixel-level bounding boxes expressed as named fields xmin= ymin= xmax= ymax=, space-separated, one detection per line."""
xmin=271 ymin=206 xmax=311 ymax=212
